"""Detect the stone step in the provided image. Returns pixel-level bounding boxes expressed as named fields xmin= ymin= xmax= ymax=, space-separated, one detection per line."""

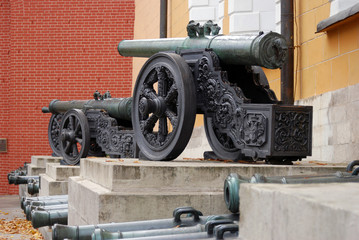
xmin=68 ymin=176 xmax=228 ymax=225
xmin=46 ymin=163 xmax=80 ymax=181
xmin=239 ymin=182 xmax=359 ymax=240
xmin=80 ymin=158 xmax=346 ymax=192
xmin=30 ymin=156 xmax=62 ymax=168
xmin=39 ymin=174 xmax=68 ymax=196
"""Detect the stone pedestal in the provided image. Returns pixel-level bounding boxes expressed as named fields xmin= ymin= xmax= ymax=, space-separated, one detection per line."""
xmin=18 ymin=156 xmax=62 ymax=198
xmin=68 ymin=158 xmax=346 ymax=225
xmin=239 ymin=182 xmax=359 ymax=240
xmin=27 ymin=156 xmax=62 ymax=176
xmin=39 ymin=163 xmax=80 ymax=196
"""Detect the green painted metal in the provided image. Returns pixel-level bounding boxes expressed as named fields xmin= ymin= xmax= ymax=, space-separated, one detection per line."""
xmin=27 ymin=178 xmax=39 ymax=195
xmin=118 ymin=32 xmax=287 ymax=69
xmin=224 ymin=171 xmax=359 ymax=213
xmin=52 ymin=214 xmax=238 ymax=240
xmin=21 ymin=195 xmax=68 ymax=210
xmin=43 ymin=97 xmax=132 ymax=122
xmin=31 ymin=209 xmax=68 ymax=228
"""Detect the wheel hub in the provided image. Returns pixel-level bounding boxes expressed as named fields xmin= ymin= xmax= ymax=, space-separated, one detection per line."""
xmin=139 ymin=96 xmax=166 ymax=117
xmin=61 ymin=129 xmax=75 ymax=142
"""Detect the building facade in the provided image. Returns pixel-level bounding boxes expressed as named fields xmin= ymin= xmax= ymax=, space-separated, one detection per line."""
xmin=0 ymin=0 xmax=135 ymax=194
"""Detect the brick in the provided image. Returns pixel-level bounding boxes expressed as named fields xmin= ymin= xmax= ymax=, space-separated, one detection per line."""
xmin=0 ymin=0 xmax=135 ymax=194
xmin=315 ymin=60 xmax=332 ymax=95
xmin=349 ymin=50 xmax=359 ymax=86
xmin=301 ymin=66 xmax=316 ymax=99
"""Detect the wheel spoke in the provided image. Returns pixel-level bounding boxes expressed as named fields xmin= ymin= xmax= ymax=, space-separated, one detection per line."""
xmin=69 ymin=116 xmax=75 ymax=130
xmin=75 ymin=137 xmax=83 ymax=145
xmin=72 ymin=144 xmax=79 ymax=156
xmin=165 ymin=110 xmax=177 ymax=128
xmin=164 ymin=84 xmax=178 ymax=103
xmin=64 ymin=142 xmax=71 ymax=154
xmin=142 ymin=88 xmax=158 ymax=101
xmin=156 ymin=66 xmax=167 ymax=97
xmin=74 ymin=119 xmax=81 ymax=133
xmin=141 ymin=114 xmax=158 ymax=132
xmin=158 ymin=117 xmax=168 ymax=141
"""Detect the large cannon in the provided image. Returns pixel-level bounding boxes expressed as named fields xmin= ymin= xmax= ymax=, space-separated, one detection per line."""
xmin=117 ymin=20 xmax=312 ymax=163
xmin=42 ymin=92 xmax=136 ymax=165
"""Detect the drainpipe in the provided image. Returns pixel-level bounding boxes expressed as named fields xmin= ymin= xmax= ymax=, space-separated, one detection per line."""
xmin=280 ymin=0 xmax=294 ymax=105
xmin=160 ymin=0 xmax=168 ymax=38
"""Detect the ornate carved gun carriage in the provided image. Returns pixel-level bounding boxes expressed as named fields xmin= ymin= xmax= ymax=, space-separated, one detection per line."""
xmin=42 ymin=92 xmax=136 ymax=165
xmin=43 ymin=21 xmax=312 ymax=165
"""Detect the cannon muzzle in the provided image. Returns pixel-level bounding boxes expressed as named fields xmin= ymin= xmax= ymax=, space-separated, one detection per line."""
xmin=118 ymin=30 xmax=287 ymax=69
xmin=31 ymin=209 xmax=68 ymax=228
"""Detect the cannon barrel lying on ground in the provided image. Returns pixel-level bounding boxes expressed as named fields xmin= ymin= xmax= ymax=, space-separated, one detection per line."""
xmin=91 ymin=221 xmax=239 ymax=240
xmin=26 ymin=203 xmax=68 ymax=221
xmin=52 ymin=207 xmax=238 ymax=240
xmin=27 ymin=178 xmax=39 ymax=195
xmin=31 ymin=209 xmax=68 ymax=228
xmin=224 ymin=161 xmax=359 ymax=213
xmin=21 ymin=194 xmax=68 ymax=210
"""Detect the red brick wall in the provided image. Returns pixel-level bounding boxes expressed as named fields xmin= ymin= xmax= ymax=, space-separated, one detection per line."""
xmin=0 ymin=0 xmax=135 ymax=194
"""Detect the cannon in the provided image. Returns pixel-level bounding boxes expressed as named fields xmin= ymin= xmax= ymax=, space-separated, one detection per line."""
xmin=27 ymin=178 xmax=39 ymax=195
xmin=21 ymin=194 xmax=68 ymax=210
xmin=223 ymin=161 xmax=359 ymax=213
xmin=118 ymin=20 xmax=312 ymax=163
xmin=8 ymin=175 xmax=39 ymax=185
xmin=42 ymin=92 xmax=136 ymax=165
xmin=31 ymin=209 xmax=68 ymax=228
xmin=52 ymin=206 xmax=238 ymax=240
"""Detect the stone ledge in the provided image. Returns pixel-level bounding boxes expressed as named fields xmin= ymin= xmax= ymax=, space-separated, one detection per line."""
xmin=46 ymin=163 xmax=80 ymax=181
xmin=30 ymin=156 xmax=62 ymax=168
xmin=68 ymin=176 xmax=228 ymax=225
xmin=79 ymin=158 xmax=346 ymax=192
xmin=239 ymin=182 xmax=359 ymax=240
xmin=39 ymin=174 xmax=68 ymax=196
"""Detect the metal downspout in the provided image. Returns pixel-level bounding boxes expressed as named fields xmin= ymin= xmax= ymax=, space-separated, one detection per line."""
xmin=160 ymin=0 xmax=168 ymax=38
xmin=281 ymin=0 xmax=294 ymax=104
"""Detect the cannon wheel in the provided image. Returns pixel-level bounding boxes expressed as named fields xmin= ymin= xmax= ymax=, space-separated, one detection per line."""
xmin=204 ymin=115 xmax=243 ymax=161
xmin=59 ymin=109 xmax=90 ymax=165
xmin=132 ymin=52 xmax=196 ymax=160
xmin=48 ymin=113 xmax=63 ymax=157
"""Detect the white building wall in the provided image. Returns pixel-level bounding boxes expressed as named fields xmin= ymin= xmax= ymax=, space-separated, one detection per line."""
xmin=188 ymin=0 xmax=279 ymax=35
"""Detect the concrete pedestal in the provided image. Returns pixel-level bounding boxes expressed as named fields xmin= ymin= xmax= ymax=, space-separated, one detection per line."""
xmin=239 ymin=182 xmax=359 ymax=240
xmin=27 ymin=156 xmax=62 ymax=176
xmin=39 ymin=163 xmax=80 ymax=196
xmin=18 ymin=156 xmax=62 ymax=198
xmin=68 ymin=158 xmax=346 ymax=225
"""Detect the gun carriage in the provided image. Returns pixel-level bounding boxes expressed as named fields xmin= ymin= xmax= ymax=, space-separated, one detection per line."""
xmin=43 ymin=21 xmax=312 ymax=164
xmin=42 ymin=92 xmax=135 ymax=165
xmin=118 ymin=21 xmax=312 ymax=164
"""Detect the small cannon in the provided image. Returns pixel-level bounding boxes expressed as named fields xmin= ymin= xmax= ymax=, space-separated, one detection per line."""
xmin=42 ymin=93 xmax=136 ymax=165
xmin=118 ymin=20 xmax=312 ymax=163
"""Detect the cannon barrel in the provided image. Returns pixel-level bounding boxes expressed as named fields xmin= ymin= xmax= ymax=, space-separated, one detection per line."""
xmin=21 ymin=194 xmax=68 ymax=210
xmin=27 ymin=178 xmax=39 ymax=195
xmin=8 ymin=175 xmax=39 ymax=185
xmin=31 ymin=209 xmax=68 ymax=228
xmin=42 ymin=97 xmax=132 ymax=122
xmin=118 ymin=31 xmax=287 ymax=69
xmin=53 ymin=213 xmax=238 ymax=240
xmin=224 ymin=171 xmax=359 ymax=213
xmin=26 ymin=203 xmax=68 ymax=221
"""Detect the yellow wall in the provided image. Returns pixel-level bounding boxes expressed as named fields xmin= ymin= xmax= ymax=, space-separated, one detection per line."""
xmin=294 ymin=0 xmax=359 ymax=100
xmin=132 ymin=0 xmax=160 ymax=91
xmin=168 ymin=0 xmax=189 ymax=37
